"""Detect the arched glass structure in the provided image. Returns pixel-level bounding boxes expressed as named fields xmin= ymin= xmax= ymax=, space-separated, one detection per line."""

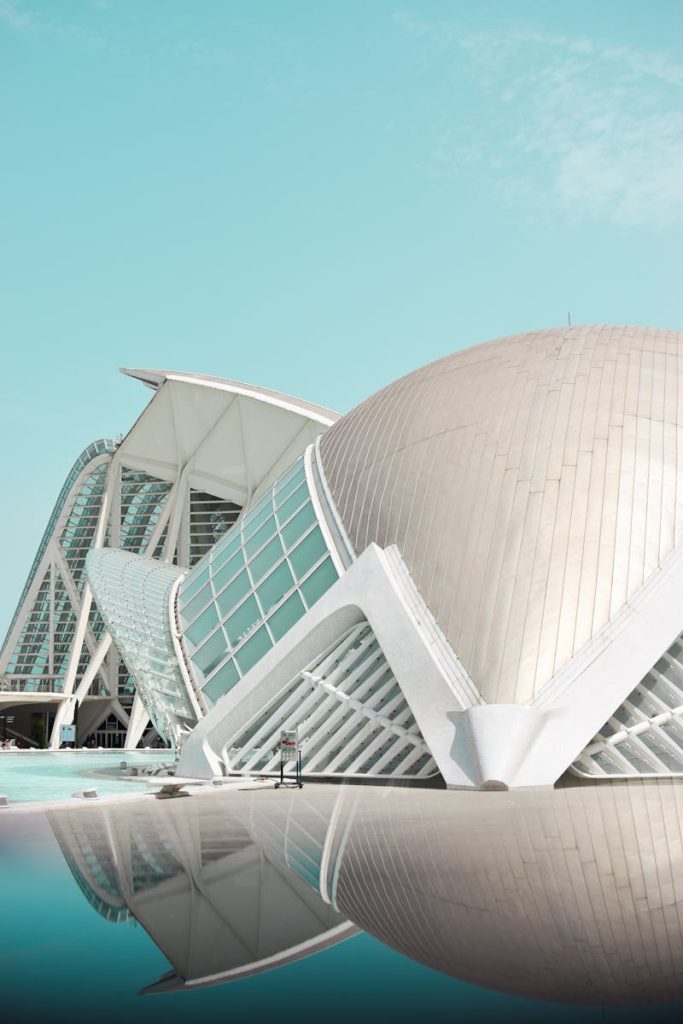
xmin=177 ymin=455 xmax=339 ymax=709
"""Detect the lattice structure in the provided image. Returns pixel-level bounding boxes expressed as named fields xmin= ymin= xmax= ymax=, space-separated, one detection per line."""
xmin=0 ymin=441 xmax=117 ymax=694
xmin=226 ymin=622 xmax=438 ymax=779
xmin=572 ymin=631 xmax=683 ymax=777
xmin=87 ymin=549 xmax=194 ymax=746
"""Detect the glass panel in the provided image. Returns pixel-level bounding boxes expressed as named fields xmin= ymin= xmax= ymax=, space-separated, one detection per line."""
xmin=240 ymin=496 xmax=275 ymax=541
xmin=275 ymin=483 xmax=308 ymax=526
xmin=281 ymin=502 xmax=316 ymax=548
xmin=300 ymin=558 xmax=337 ymax=607
xmin=269 ymin=591 xmax=305 ymax=642
xmin=179 ymin=583 xmax=212 ymax=626
xmin=225 ymin=595 xmax=261 ymax=647
xmin=209 ymin=528 xmax=242 ymax=571
xmin=250 ymin=535 xmax=284 ymax=583
xmin=257 ymin=561 xmax=294 ymax=614
xmin=193 ymin=629 xmax=228 ymax=679
xmin=178 ymin=566 xmax=209 ymax=607
xmin=216 ymin=570 xmax=250 ymax=618
xmin=211 ymin=546 xmax=244 ymax=589
xmin=289 ymin=527 xmax=327 ymax=579
xmin=274 ymin=464 xmax=306 ymax=505
xmin=203 ymin=658 xmax=240 ymax=707
xmin=235 ymin=626 xmax=272 ymax=675
xmin=244 ymin=516 xmax=276 ymax=558
xmin=184 ymin=601 xmax=219 ymax=647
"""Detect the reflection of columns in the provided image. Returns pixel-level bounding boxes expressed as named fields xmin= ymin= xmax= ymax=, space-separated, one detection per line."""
xmin=49 ymin=465 xmax=115 ymax=748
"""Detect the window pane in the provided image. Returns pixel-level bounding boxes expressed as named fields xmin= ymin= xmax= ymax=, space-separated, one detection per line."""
xmin=244 ymin=516 xmax=275 ymax=558
xmin=269 ymin=591 xmax=305 ymax=641
xmin=193 ymin=629 xmax=228 ymax=680
xmin=209 ymin=528 xmax=242 ymax=573
xmin=179 ymin=582 xmax=211 ymax=626
xmin=257 ymin=561 xmax=294 ymax=614
xmin=216 ymin=570 xmax=250 ymax=618
xmin=211 ymin=547 xmax=244 ymax=590
xmin=225 ymin=595 xmax=260 ymax=647
xmin=235 ymin=626 xmax=272 ymax=675
xmin=300 ymin=558 xmax=337 ymax=607
xmin=250 ymin=535 xmax=284 ymax=583
xmin=281 ymin=502 xmax=316 ymax=548
xmin=178 ymin=566 xmax=209 ymax=607
xmin=184 ymin=601 xmax=219 ymax=647
xmin=240 ymin=496 xmax=274 ymax=541
xmin=289 ymin=527 xmax=327 ymax=579
xmin=274 ymin=465 xmax=306 ymax=505
xmin=275 ymin=483 xmax=308 ymax=526
xmin=203 ymin=658 xmax=240 ymax=707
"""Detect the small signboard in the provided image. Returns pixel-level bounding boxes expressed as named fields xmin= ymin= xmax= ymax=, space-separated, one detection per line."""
xmin=60 ymin=724 xmax=76 ymax=744
xmin=280 ymin=730 xmax=298 ymax=761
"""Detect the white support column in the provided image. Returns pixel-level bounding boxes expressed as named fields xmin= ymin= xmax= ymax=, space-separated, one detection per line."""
xmin=72 ymin=634 xmax=113 ymax=705
xmin=125 ymin=694 xmax=150 ymax=749
xmin=49 ymin=466 xmax=115 ymax=748
xmin=163 ymin=467 xmax=190 ymax=564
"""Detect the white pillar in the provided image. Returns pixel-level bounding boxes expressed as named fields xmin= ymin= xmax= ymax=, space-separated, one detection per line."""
xmin=125 ymin=694 xmax=150 ymax=749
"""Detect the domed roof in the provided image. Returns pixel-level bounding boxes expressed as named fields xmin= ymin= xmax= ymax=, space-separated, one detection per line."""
xmin=319 ymin=325 xmax=683 ymax=704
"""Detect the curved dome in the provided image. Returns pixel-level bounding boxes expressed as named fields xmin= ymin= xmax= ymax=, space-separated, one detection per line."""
xmin=319 ymin=325 xmax=683 ymax=704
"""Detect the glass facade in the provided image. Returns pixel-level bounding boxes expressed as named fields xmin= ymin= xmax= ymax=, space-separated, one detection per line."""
xmin=177 ymin=455 xmax=339 ymax=709
xmin=0 ymin=448 xmax=243 ymax=709
xmin=1 ymin=439 xmax=117 ymax=649
xmin=86 ymin=549 xmax=195 ymax=746
xmin=1 ymin=441 xmax=116 ymax=693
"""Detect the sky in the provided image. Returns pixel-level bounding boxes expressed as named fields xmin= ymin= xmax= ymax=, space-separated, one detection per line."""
xmin=0 ymin=0 xmax=682 ymax=629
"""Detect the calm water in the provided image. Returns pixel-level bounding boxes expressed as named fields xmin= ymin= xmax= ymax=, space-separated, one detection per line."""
xmin=1 ymin=780 xmax=682 ymax=1023
xmin=0 ymin=751 xmax=172 ymax=803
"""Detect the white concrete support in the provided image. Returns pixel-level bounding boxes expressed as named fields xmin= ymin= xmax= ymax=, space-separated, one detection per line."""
xmin=177 ymin=537 xmax=683 ymax=788
xmin=72 ymin=634 xmax=113 ymax=704
xmin=177 ymin=543 xmax=476 ymax=782
xmin=125 ymin=693 xmax=151 ymax=749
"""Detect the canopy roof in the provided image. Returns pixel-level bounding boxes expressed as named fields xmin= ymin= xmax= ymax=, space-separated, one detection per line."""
xmin=117 ymin=369 xmax=339 ymax=506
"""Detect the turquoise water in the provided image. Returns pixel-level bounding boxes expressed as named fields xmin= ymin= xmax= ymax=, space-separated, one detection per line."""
xmin=0 ymin=812 xmax=679 ymax=1023
xmin=0 ymin=751 xmax=172 ymax=803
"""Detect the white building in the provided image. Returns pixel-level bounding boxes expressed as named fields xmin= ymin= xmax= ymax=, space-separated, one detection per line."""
xmin=5 ymin=325 xmax=683 ymax=787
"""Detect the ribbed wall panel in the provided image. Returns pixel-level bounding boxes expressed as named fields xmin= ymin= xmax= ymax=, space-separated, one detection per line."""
xmin=319 ymin=326 xmax=683 ymax=704
xmin=225 ymin=622 xmax=438 ymax=780
xmin=572 ymin=626 xmax=683 ymax=778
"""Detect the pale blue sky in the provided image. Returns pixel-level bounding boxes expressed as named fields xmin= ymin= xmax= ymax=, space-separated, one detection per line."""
xmin=1 ymin=0 xmax=682 ymax=628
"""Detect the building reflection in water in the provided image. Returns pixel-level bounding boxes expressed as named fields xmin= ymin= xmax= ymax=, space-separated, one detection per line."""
xmin=49 ymin=792 xmax=355 ymax=992
xmin=50 ymin=778 xmax=683 ymax=1005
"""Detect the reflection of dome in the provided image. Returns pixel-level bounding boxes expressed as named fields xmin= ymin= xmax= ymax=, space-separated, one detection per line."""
xmin=320 ymin=326 xmax=683 ymax=704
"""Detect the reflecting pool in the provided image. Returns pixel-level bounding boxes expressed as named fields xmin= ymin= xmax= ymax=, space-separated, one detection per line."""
xmin=1 ymin=779 xmax=682 ymax=1022
xmin=0 ymin=750 xmax=171 ymax=803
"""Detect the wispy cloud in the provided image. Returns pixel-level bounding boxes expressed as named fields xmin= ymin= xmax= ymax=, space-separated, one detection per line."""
xmin=0 ymin=0 xmax=104 ymax=45
xmin=394 ymin=13 xmax=683 ymax=228
xmin=0 ymin=0 xmax=31 ymax=30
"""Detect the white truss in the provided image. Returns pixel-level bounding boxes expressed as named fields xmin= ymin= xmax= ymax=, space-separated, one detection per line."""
xmin=572 ymin=631 xmax=683 ymax=777
xmin=226 ymin=622 xmax=438 ymax=779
